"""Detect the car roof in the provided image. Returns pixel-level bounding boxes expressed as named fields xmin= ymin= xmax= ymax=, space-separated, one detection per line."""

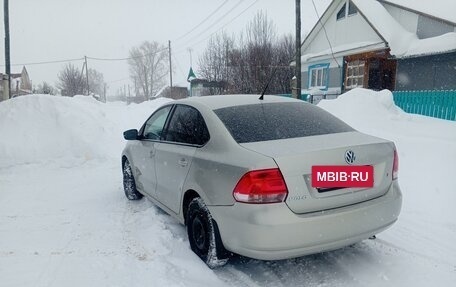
xmin=172 ymin=94 xmax=301 ymax=110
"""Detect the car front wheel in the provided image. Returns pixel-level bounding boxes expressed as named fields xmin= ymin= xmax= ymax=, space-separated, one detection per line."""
xmin=186 ymin=197 xmax=229 ymax=268
xmin=122 ymin=159 xmax=143 ymax=200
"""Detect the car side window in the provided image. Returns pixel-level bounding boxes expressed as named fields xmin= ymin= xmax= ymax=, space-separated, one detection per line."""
xmin=164 ymin=105 xmax=209 ymax=146
xmin=142 ymin=105 xmax=172 ymax=140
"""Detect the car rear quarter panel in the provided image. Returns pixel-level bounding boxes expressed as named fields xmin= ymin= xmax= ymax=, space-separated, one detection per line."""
xmin=181 ymin=101 xmax=277 ymax=207
xmin=184 ymin=143 xmax=277 ymax=207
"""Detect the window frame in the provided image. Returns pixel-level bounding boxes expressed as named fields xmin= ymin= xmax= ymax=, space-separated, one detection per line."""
xmin=161 ymin=104 xmax=211 ymax=147
xmin=337 ymin=1 xmax=357 ymax=21
xmin=348 ymin=1 xmax=358 ymax=16
xmin=308 ymin=63 xmax=330 ymax=90
xmin=336 ymin=3 xmax=346 ymax=21
xmin=345 ymin=60 xmax=365 ymax=90
xmin=139 ymin=104 xmax=174 ymax=141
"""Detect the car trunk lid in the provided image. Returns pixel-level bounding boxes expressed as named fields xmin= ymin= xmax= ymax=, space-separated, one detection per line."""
xmin=240 ymin=131 xmax=395 ymax=214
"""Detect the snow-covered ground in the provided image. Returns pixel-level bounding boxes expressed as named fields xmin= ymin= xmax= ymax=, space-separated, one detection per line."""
xmin=1 ymin=90 xmax=455 ymax=286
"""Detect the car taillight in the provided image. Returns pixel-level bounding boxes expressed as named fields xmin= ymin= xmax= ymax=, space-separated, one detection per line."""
xmin=233 ymin=168 xmax=288 ymax=204
xmin=393 ymin=150 xmax=399 ymax=180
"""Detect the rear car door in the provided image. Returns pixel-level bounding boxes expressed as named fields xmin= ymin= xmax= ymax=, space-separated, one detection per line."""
xmin=131 ymin=105 xmax=172 ymax=198
xmin=154 ymin=104 xmax=210 ymax=213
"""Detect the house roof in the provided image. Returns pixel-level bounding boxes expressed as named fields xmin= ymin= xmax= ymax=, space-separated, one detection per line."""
xmin=0 ymin=73 xmax=22 ymax=79
xmin=352 ymin=0 xmax=456 ymax=58
xmin=380 ymin=0 xmax=456 ymax=25
xmin=0 ymin=67 xmax=29 ymax=79
xmin=301 ymin=0 xmax=456 ymax=62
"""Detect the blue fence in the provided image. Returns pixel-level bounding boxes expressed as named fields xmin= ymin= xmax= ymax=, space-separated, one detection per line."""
xmin=393 ymin=90 xmax=456 ymax=121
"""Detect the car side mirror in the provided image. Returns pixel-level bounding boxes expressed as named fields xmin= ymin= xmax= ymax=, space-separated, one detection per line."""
xmin=123 ymin=129 xmax=139 ymax=140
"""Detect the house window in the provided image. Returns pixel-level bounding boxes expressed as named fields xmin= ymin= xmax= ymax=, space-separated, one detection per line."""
xmin=336 ymin=3 xmax=346 ymax=20
xmin=348 ymin=1 xmax=358 ymax=16
xmin=337 ymin=1 xmax=357 ymax=20
xmin=345 ymin=60 xmax=365 ymax=89
xmin=308 ymin=64 xmax=329 ymax=90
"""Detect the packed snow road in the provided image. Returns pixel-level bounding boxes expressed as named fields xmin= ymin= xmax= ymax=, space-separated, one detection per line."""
xmin=1 ymin=91 xmax=455 ymax=286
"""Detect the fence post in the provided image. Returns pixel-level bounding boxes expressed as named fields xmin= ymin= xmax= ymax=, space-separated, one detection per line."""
xmin=449 ymin=90 xmax=456 ymax=121
xmin=431 ymin=91 xmax=436 ymax=118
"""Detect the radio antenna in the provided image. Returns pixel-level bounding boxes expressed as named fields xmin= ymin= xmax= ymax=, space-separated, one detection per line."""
xmin=259 ymin=67 xmax=278 ymax=100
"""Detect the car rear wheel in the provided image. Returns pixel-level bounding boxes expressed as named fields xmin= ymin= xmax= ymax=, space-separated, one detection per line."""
xmin=186 ymin=197 xmax=229 ymax=268
xmin=122 ymin=159 xmax=143 ymax=200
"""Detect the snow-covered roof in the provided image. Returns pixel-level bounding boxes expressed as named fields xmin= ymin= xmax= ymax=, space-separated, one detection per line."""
xmin=404 ymin=32 xmax=456 ymax=58
xmin=352 ymin=0 xmax=456 ymax=58
xmin=352 ymin=0 xmax=415 ymax=56
xmin=301 ymin=0 xmax=456 ymax=62
xmin=380 ymin=0 xmax=456 ymax=25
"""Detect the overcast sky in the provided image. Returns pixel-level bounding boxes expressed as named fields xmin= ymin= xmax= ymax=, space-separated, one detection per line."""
xmin=0 ymin=0 xmax=331 ymax=96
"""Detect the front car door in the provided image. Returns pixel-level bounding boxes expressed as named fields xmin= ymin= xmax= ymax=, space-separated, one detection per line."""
xmin=131 ymin=105 xmax=172 ymax=197
xmin=154 ymin=104 xmax=210 ymax=214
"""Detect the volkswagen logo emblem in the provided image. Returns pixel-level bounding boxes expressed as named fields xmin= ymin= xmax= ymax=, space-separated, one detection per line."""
xmin=345 ymin=150 xmax=356 ymax=164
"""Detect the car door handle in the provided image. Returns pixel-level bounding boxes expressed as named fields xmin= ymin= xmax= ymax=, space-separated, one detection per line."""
xmin=149 ymin=149 xmax=155 ymax=157
xmin=178 ymin=158 xmax=188 ymax=167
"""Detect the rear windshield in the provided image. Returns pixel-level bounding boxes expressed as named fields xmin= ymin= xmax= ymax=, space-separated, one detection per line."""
xmin=214 ymin=102 xmax=354 ymax=143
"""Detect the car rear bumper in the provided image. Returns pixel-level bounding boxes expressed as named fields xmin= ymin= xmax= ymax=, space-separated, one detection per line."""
xmin=209 ymin=181 xmax=402 ymax=260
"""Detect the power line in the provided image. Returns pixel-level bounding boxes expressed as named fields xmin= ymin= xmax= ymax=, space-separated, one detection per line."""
xmin=310 ymin=0 xmax=340 ymax=67
xmin=172 ymin=54 xmax=187 ymax=81
xmin=178 ymin=0 xmax=245 ymax=47
xmin=180 ymin=0 xmax=259 ymax=51
xmin=1 ymin=46 xmax=169 ymax=67
xmin=174 ymin=0 xmax=229 ymax=42
xmin=0 ymin=57 xmax=84 ymax=67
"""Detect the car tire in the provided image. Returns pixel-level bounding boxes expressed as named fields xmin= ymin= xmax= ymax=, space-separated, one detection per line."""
xmin=122 ymin=159 xmax=143 ymax=200
xmin=186 ymin=197 xmax=229 ymax=268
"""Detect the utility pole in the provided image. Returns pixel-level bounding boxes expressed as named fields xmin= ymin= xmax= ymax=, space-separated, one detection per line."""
xmin=295 ymin=0 xmax=301 ymax=99
xmin=168 ymin=40 xmax=173 ymax=88
xmin=84 ymin=56 xmax=89 ymax=96
xmin=3 ymin=0 xmax=11 ymax=100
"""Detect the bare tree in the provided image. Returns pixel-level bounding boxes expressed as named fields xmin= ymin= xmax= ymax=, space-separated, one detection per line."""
xmin=128 ymin=41 xmax=168 ymax=100
xmin=57 ymin=63 xmax=84 ymax=97
xmin=197 ymin=11 xmax=293 ymax=95
xmin=242 ymin=10 xmax=277 ymax=94
xmin=87 ymin=68 xmax=105 ymax=97
xmin=35 ymin=81 xmax=55 ymax=95
xmin=197 ymin=32 xmax=235 ymax=94
xmin=272 ymin=34 xmax=295 ymax=94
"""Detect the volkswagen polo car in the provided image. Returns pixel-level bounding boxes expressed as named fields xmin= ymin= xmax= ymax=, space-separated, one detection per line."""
xmin=121 ymin=95 xmax=402 ymax=268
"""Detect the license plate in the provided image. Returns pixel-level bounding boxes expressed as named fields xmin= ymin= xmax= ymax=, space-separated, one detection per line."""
xmin=311 ymin=165 xmax=374 ymax=188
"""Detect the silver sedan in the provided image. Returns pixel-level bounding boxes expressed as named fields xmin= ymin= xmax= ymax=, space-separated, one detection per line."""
xmin=121 ymin=95 xmax=402 ymax=268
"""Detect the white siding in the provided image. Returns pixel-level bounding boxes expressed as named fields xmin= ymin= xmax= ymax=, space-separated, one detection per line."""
xmin=302 ymin=0 xmax=384 ymax=57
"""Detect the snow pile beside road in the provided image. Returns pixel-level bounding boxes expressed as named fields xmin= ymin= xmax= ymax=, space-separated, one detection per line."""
xmin=319 ymin=88 xmax=456 ymax=268
xmin=0 ymin=95 xmax=171 ymax=168
xmin=1 ymin=90 xmax=455 ymax=286
xmin=318 ymin=88 xmax=406 ymax=122
xmin=318 ymin=88 xmax=456 ymax=143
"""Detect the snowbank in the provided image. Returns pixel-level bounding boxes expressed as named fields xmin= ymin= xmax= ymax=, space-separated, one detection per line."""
xmin=1 ymin=90 xmax=456 ymax=286
xmin=318 ymin=88 xmax=406 ymax=120
xmin=0 ymin=95 xmax=172 ymax=168
xmin=318 ymin=88 xmax=456 ymax=143
xmin=319 ymin=88 xmax=456 ymax=233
